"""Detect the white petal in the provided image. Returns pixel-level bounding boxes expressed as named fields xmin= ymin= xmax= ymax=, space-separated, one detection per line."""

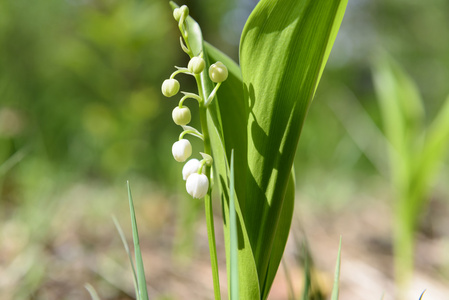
xmin=182 ymin=159 xmax=201 ymax=180
xmin=186 ymin=173 xmax=209 ymax=198
xmin=172 ymin=139 xmax=192 ymax=162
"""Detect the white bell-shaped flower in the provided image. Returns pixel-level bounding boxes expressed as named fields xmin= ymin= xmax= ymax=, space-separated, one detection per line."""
xmin=182 ymin=159 xmax=205 ymax=180
xmin=172 ymin=139 xmax=192 ymax=162
xmin=161 ymin=78 xmax=180 ymax=97
xmin=186 ymin=173 xmax=209 ymax=198
xmin=172 ymin=106 xmax=191 ymax=125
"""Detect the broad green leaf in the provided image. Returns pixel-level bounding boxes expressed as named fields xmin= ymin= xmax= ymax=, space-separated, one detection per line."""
xmin=262 ymin=171 xmax=294 ymax=299
xmin=204 ymin=42 xmax=247 ymax=202
xmin=239 ymin=0 xmax=347 ymax=295
xmin=229 ymin=150 xmax=239 ymax=299
xmin=205 ymin=45 xmax=260 ymax=299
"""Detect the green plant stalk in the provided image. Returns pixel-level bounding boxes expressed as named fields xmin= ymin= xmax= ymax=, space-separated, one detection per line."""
xmin=196 ymin=73 xmax=221 ymax=300
xmin=394 ymin=194 xmax=415 ymax=289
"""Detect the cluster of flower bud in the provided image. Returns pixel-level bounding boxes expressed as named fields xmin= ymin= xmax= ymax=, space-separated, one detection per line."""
xmin=173 ymin=5 xmax=189 ymax=23
xmin=160 ymin=4 xmax=230 ymax=199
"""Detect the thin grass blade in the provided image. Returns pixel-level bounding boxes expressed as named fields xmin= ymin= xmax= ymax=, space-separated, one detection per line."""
xmin=331 ymin=237 xmax=342 ymax=300
xmin=127 ymin=181 xmax=149 ymax=300
xmin=281 ymin=259 xmax=296 ymax=300
xmin=85 ymin=283 xmax=101 ymax=300
xmin=112 ymin=216 xmax=139 ymax=298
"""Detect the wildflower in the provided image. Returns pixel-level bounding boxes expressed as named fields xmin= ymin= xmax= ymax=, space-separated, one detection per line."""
xmin=182 ymin=159 xmax=205 ymax=180
xmin=161 ymin=79 xmax=180 ymax=97
xmin=188 ymin=57 xmax=205 ymax=74
xmin=209 ymin=61 xmax=228 ymax=83
xmin=172 ymin=139 xmax=192 ymax=162
xmin=186 ymin=173 xmax=209 ymax=198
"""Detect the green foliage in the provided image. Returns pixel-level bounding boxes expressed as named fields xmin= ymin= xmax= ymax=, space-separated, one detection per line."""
xmin=0 ymin=0 xmax=178 ymax=185
xmin=171 ymin=0 xmax=348 ymax=298
xmin=127 ymin=182 xmax=149 ymax=300
xmin=372 ymin=54 xmax=449 ymax=285
xmin=229 ymin=150 xmax=239 ymax=299
xmin=331 ymin=238 xmax=342 ymax=300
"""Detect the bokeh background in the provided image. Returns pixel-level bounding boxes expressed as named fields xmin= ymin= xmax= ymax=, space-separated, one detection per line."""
xmin=1 ymin=0 xmax=449 ymax=299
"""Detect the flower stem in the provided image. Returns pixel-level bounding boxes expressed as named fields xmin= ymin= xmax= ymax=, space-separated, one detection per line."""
xmin=196 ymin=73 xmax=221 ymax=300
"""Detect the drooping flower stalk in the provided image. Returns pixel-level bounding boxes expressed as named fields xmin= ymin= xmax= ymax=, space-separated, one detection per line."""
xmin=160 ymin=5 xmax=228 ymax=299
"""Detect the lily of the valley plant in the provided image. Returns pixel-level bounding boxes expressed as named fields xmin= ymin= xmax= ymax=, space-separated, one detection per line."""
xmin=162 ymin=0 xmax=348 ymax=299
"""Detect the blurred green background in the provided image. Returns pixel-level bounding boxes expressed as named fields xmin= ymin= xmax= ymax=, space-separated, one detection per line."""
xmin=1 ymin=0 xmax=449 ymax=299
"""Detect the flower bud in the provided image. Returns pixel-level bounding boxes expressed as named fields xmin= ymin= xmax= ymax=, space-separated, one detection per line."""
xmin=179 ymin=5 xmax=189 ymax=19
xmin=182 ymin=159 xmax=205 ymax=180
xmin=188 ymin=57 xmax=205 ymax=74
xmin=172 ymin=106 xmax=191 ymax=125
xmin=209 ymin=61 xmax=228 ymax=83
xmin=172 ymin=139 xmax=192 ymax=162
xmin=161 ymin=79 xmax=180 ymax=97
xmin=186 ymin=173 xmax=209 ymax=198
xmin=173 ymin=8 xmax=182 ymax=21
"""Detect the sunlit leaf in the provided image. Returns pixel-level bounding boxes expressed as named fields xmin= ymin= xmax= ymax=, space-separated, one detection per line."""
xmin=239 ymin=0 xmax=347 ymax=295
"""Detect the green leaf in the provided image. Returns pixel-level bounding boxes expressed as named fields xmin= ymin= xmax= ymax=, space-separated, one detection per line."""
xmin=205 ymin=45 xmax=260 ymax=299
xmin=229 ymin=150 xmax=239 ymax=300
xmin=372 ymin=54 xmax=425 ymax=196
xmin=113 ymin=216 xmax=139 ymax=298
xmin=239 ymin=0 xmax=347 ymax=296
xmin=262 ymin=171 xmax=295 ymax=299
xmin=416 ymin=94 xmax=449 ymax=203
xmin=127 ymin=181 xmax=149 ymax=300
xmin=331 ymin=237 xmax=342 ymax=300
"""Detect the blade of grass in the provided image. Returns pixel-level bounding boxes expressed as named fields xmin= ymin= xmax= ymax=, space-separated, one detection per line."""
xmin=331 ymin=237 xmax=342 ymax=300
xmin=85 ymin=283 xmax=101 ymax=300
xmin=127 ymin=181 xmax=149 ymax=300
xmin=0 ymin=146 xmax=29 ymax=176
xmin=229 ymin=150 xmax=239 ymax=299
xmin=419 ymin=290 xmax=426 ymax=300
xmin=112 ymin=215 xmax=139 ymax=298
xmin=281 ymin=259 xmax=296 ymax=300
xmin=301 ymin=242 xmax=311 ymax=300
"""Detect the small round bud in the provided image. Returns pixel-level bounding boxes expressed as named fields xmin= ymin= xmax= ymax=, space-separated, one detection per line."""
xmin=173 ymin=8 xmax=182 ymax=21
xmin=161 ymin=79 xmax=180 ymax=97
xmin=182 ymin=159 xmax=205 ymax=180
xmin=186 ymin=173 xmax=209 ymax=198
xmin=179 ymin=5 xmax=189 ymax=19
xmin=209 ymin=61 xmax=228 ymax=83
xmin=188 ymin=57 xmax=205 ymax=74
xmin=172 ymin=106 xmax=191 ymax=125
xmin=172 ymin=139 xmax=192 ymax=162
